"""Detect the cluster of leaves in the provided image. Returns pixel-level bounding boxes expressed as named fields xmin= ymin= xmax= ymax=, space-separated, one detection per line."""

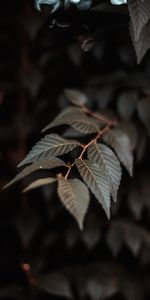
xmin=5 ymin=90 xmax=134 ymax=229
xmin=1 ymin=2 xmax=150 ymax=299
xmin=35 ymin=0 xmax=150 ymax=64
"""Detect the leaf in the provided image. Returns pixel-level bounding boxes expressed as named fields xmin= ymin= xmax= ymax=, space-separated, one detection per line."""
xmin=128 ymin=0 xmax=150 ymax=41
xmin=137 ymin=97 xmax=150 ymax=135
xmin=42 ymin=106 xmax=82 ymax=131
xmin=23 ymin=177 xmax=56 ymax=192
xmin=64 ymin=89 xmax=87 ymax=106
xmin=75 ymin=159 xmax=111 ymax=218
xmin=43 ymin=106 xmax=100 ymax=134
xmin=103 ymin=129 xmax=133 ymax=176
xmin=57 ymin=178 xmax=90 ymax=229
xmin=117 ymin=90 xmax=137 ymax=120
xmin=38 ymin=272 xmax=72 ymax=298
xmin=18 ymin=134 xmax=81 ymax=167
xmin=119 ymin=122 xmax=138 ymax=151
xmin=3 ymin=157 xmax=65 ymax=189
xmin=63 ymin=127 xmax=87 ymax=138
xmin=96 ymin=86 xmax=114 ymax=109
xmin=88 ymin=143 xmax=121 ymax=202
xmin=106 ymin=225 xmax=122 ymax=256
xmin=130 ymin=20 xmax=150 ymax=64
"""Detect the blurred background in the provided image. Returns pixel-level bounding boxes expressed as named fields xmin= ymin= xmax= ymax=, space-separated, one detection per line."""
xmin=0 ymin=0 xmax=150 ymax=299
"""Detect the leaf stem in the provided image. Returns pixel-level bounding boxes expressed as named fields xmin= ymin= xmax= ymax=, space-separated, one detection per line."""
xmin=65 ymin=162 xmax=75 ymax=179
xmin=81 ymin=105 xmax=117 ymax=126
xmin=79 ymin=125 xmax=109 ymax=160
xmin=64 ymin=124 xmax=110 ymax=179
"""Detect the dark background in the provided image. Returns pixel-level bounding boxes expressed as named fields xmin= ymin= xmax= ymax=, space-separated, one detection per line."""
xmin=0 ymin=1 xmax=150 ymax=299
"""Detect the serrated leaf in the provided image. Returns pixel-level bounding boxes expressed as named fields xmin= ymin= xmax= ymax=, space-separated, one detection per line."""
xmin=57 ymin=178 xmax=90 ymax=229
xmin=18 ymin=134 xmax=81 ymax=167
xmin=42 ymin=106 xmax=82 ymax=132
xmin=130 ymin=20 xmax=150 ymax=64
xmin=64 ymin=89 xmax=87 ymax=106
xmin=103 ymin=129 xmax=133 ymax=176
xmin=43 ymin=106 xmax=100 ymax=134
xmin=75 ymin=159 xmax=111 ymax=218
xmin=137 ymin=97 xmax=150 ymax=135
xmin=128 ymin=0 xmax=150 ymax=41
xmin=23 ymin=177 xmax=56 ymax=192
xmin=88 ymin=143 xmax=121 ymax=202
xmin=4 ymin=157 xmax=65 ymax=189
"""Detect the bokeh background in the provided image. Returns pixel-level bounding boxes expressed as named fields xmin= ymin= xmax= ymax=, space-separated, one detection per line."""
xmin=0 ymin=1 xmax=150 ymax=299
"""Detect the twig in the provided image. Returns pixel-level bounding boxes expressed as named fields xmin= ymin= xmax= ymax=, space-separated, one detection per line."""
xmin=64 ymin=124 xmax=110 ymax=179
xmin=81 ymin=105 xmax=117 ymax=126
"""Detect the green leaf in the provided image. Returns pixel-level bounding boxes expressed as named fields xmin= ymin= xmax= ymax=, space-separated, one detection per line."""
xmin=3 ymin=157 xmax=65 ymax=189
xmin=75 ymin=159 xmax=111 ymax=218
xmin=64 ymin=89 xmax=87 ymax=106
xmin=128 ymin=0 xmax=150 ymax=41
xmin=130 ymin=20 xmax=150 ymax=64
xmin=42 ymin=106 xmax=100 ymax=134
xmin=88 ymin=143 xmax=121 ymax=202
xmin=103 ymin=129 xmax=133 ymax=176
xmin=38 ymin=272 xmax=72 ymax=298
xmin=137 ymin=97 xmax=150 ymax=135
xmin=18 ymin=134 xmax=81 ymax=167
xmin=119 ymin=122 xmax=138 ymax=151
xmin=57 ymin=178 xmax=90 ymax=229
xmin=23 ymin=177 xmax=56 ymax=192
xmin=117 ymin=91 xmax=137 ymax=120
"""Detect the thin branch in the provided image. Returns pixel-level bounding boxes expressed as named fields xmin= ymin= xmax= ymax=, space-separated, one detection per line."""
xmin=79 ymin=124 xmax=109 ymax=159
xmin=64 ymin=124 xmax=110 ymax=179
xmin=81 ymin=105 xmax=117 ymax=126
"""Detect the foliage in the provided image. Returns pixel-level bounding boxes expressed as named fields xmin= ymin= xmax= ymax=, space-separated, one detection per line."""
xmin=1 ymin=1 xmax=150 ymax=299
xmin=5 ymin=89 xmax=137 ymax=228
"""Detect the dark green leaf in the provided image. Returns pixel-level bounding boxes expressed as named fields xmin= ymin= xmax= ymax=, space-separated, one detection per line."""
xmin=43 ymin=106 xmax=100 ymax=134
xmin=117 ymin=91 xmax=137 ymax=120
xmin=88 ymin=143 xmax=121 ymax=202
xmin=128 ymin=0 xmax=150 ymax=41
xmin=4 ymin=157 xmax=65 ymax=189
xmin=137 ymin=97 xmax=150 ymax=135
xmin=57 ymin=177 xmax=90 ymax=229
xmin=64 ymin=89 xmax=87 ymax=106
xmin=103 ymin=129 xmax=133 ymax=176
xmin=23 ymin=177 xmax=56 ymax=192
xmin=38 ymin=272 xmax=72 ymax=298
xmin=18 ymin=134 xmax=81 ymax=167
xmin=75 ymin=159 xmax=111 ymax=218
